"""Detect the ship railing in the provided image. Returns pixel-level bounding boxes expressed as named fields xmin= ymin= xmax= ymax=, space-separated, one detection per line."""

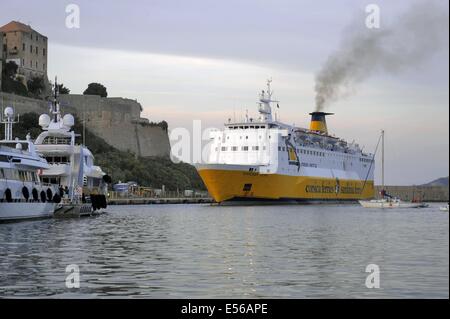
xmin=42 ymin=137 xmax=72 ymax=145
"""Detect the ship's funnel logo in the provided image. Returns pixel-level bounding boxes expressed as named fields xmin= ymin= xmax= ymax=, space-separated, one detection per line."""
xmin=309 ymin=112 xmax=334 ymax=134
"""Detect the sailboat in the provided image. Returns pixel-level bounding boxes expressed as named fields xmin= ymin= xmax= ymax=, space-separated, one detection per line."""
xmin=359 ymin=130 xmax=426 ymax=209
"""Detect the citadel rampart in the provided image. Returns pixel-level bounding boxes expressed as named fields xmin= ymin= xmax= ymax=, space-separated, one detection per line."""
xmin=0 ymin=92 xmax=170 ymax=157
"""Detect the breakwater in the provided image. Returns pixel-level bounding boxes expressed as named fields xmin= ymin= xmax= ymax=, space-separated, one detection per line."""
xmin=375 ymin=186 xmax=449 ymax=202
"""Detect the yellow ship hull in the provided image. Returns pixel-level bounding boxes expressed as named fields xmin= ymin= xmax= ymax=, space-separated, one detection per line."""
xmin=197 ymin=167 xmax=374 ymax=203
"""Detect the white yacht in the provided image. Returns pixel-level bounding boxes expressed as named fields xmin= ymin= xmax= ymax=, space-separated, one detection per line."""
xmin=0 ymin=107 xmax=59 ymax=221
xmin=34 ymin=82 xmax=109 ymax=209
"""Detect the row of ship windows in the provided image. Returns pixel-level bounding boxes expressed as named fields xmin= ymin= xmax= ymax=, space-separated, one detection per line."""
xmin=215 ymin=145 xmax=372 ymax=162
xmin=45 ymin=156 xmax=69 ymax=164
xmin=220 ymin=135 xmax=266 ymax=140
xmin=42 ymin=137 xmax=71 ymax=145
xmin=279 ymin=147 xmax=326 ymax=157
xmin=227 ymin=126 xmax=267 ymax=130
xmin=218 ymin=146 xmax=266 ymax=151
xmin=0 ymin=168 xmax=38 ymax=182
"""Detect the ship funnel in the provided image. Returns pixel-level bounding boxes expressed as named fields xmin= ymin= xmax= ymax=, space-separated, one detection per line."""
xmin=309 ymin=112 xmax=334 ymax=134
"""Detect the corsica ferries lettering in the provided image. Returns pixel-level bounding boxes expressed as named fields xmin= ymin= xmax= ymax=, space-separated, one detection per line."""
xmin=305 ymin=183 xmax=362 ymax=195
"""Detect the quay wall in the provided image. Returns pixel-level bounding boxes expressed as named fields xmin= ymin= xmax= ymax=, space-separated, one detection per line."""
xmin=0 ymin=92 xmax=170 ymax=157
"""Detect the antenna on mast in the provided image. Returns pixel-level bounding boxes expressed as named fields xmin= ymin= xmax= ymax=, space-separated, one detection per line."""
xmin=257 ymin=78 xmax=278 ymax=123
xmin=53 ymin=76 xmax=59 ymax=123
xmin=1 ymin=106 xmax=18 ymax=141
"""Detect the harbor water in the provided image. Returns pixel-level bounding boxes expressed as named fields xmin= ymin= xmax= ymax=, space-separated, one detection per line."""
xmin=0 ymin=203 xmax=448 ymax=298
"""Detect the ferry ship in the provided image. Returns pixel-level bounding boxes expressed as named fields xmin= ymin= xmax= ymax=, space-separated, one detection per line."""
xmin=196 ymin=80 xmax=375 ymax=203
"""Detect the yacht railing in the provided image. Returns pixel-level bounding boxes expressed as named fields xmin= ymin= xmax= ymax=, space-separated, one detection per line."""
xmin=41 ymin=137 xmax=72 ymax=145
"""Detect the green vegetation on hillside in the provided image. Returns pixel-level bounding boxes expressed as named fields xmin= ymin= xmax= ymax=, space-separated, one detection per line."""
xmin=1 ymin=61 xmax=48 ymax=98
xmin=2 ymin=112 xmax=205 ymax=191
xmin=1 ymin=61 xmax=28 ymax=97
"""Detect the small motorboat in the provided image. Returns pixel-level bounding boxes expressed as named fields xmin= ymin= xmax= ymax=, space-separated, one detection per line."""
xmin=439 ymin=204 xmax=449 ymax=212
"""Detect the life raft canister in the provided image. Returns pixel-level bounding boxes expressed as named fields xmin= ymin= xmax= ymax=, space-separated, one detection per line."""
xmin=22 ymin=186 xmax=30 ymax=200
xmin=46 ymin=188 xmax=53 ymax=202
xmin=4 ymin=188 xmax=13 ymax=203
xmin=53 ymin=193 xmax=61 ymax=204
xmin=32 ymin=188 xmax=39 ymax=201
xmin=40 ymin=190 xmax=47 ymax=203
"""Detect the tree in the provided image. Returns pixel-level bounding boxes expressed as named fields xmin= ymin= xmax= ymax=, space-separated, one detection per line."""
xmin=1 ymin=61 xmax=27 ymax=96
xmin=83 ymin=82 xmax=107 ymax=97
xmin=57 ymin=83 xmax=70 ymax=94
xmin=27 ymin=76 xmax=45 ymax=96
xmin=1 ymin=76 xmax=28 ymax=96
xmin=3 ymin=61 xmax=18 ymax=78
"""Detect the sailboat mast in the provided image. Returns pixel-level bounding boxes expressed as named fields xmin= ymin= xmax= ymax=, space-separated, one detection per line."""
xmin=381 ymin=129 xmax=385 ymax=190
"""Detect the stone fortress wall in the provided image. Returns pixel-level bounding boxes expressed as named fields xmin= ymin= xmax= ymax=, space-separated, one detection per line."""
xmin=0 ymin=92 xmax=170 ymax=158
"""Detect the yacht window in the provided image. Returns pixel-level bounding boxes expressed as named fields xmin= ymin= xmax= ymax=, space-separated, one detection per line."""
xmin=242 ymin=146 xmax=249 ymax=151
xmin=221 ymin=146 xmax=227 ymax=151
xmin=231 ymin=146 xmax=238 ymax=151
xmin=252 ymin=146 xmax=259 ymax=151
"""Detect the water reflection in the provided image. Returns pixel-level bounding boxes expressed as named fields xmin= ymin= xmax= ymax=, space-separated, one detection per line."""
xmin=0 ymin=204 xmax=448 ymax=298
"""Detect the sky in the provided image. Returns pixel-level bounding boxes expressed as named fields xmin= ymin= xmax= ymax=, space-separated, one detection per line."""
xmin=1 ymin=0 xmax=448 ymax=185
